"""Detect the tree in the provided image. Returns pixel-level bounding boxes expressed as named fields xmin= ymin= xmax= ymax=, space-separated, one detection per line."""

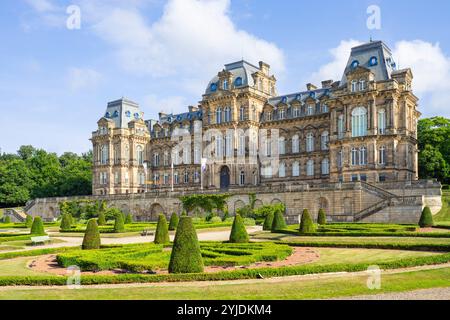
xmin=418 ymin=145 xmax=449 ymax=182
xmin=82 ymin=219 xmax=101 ymax=249
xmin=113 ymin=212 xmax=125 ymax=233
xmin=419 ymin=206 xmax=434 ymax=228
xmin=25 ymin=215 xmax=33 ymax=228
xmin=271 ymin=211 xmax=287 ymax=232
xmin=300 ymin=209 xmax=316 ymax=233
xmin=263 ymin=212 xmax=274 ymax=231
xmin=30 ymin=216 xmax=46 ymax=235
xmin=168 ymin=216 xmax=204 ymax=273
xmin=317 ymin=209 xmax=327 ymax=225
xmin=154 ymin=214 xmax=170 ymax=244
xmin=229 ymin=214 xmax=249 ymax=243
xmin=125 ymin=213 xmax=133 ymax=224
xmin=168 ymin=212 xmax=179 ymax=231
xmin=97 ymin=211 xmax=106 ymax=226
xmin=60 ymin=214 xmax=72 ymax=231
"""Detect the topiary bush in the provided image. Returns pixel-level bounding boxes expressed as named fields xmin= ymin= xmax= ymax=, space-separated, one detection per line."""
xmin=209 ymin=216 xmax=222 ymax=223
xmin=154 ymin=214 xmax=170 ymax=244
xmin=113 ymin=212 xmax=125 ymax=233
xmin=271 ymin=211 xmax=287 ymax=232
xmin=263 ymin=212 xmax=274 ymax=231
xmin=3 ymin=216 xmax=11 ymax=224
xmin=30 ymin=216 xmax=46 ymax=235
xmin=229 ymin=214 xmax=249 ymax=243
xmin=168 ymin=213 xmax=179 ymax=231
xmin=299 ymin=209 xmax=316 ymax=233
xmin=125 ymin=213 xmax=133 ymax=224
xmin=25 ymin=215 xmax=33 ymax=228
xmin=168 ymin=216 xmax=204 ymax=274
xmin=59 ymin=214 xmax=72 ymax=231
xmin=97 ymin=211 xmax=106 ymax=226
xmin=317 ymin=208 xmax=327 ymax=225
xmin=419 ymin=206 xmax=434 ymax=228
xmin=82 ymin=219 xmax=101 ymax=250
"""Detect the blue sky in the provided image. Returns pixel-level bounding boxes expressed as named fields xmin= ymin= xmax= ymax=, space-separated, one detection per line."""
xmin=1 ymin=0 xmax=450 ymax=155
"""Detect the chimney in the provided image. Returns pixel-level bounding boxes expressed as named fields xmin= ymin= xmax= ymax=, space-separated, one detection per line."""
xmin=306 ymin=83 xmax=317 ymax=91
xmin=259 ymin=61 xmax=270 ymax=75
xmin=321 ymin=80 xmax=333 ymax=88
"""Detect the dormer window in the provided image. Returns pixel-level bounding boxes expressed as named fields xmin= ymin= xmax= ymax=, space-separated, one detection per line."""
xmin=113 ymin=110 xmax=119 ymax=118
xmin=134 ymin=113 xmax=140 ymax=119
xmin=351 ymin=80 xmax=357 ymax=92
xmin=234 ymin=77 xmax=243 ymax=87
xmin=210 ymin=83 xmax=217 ymax=92
xmin=125 ymin=111 xmax=131 ymax=117
xmin=293 ymin=106 xmax=299 ymax=117
xmin=105 ymin=112 xmax=111 ymax=118
xmin=307 ymin=104 xmax=314 ymax=116
xmin=359 ymin=79 xmax=366 ymax=91
xmin=351 ymin=60 xmax=359 ymax=69
xmin=369 ymin=56 xmax=378 ymax=66
xmin=279 ymin=108 xmax=285 ymax=120
xmin=266 ymin=111 xmax=272 ymax=121
xmin=223 ymin=80 xmax=228 ymax=90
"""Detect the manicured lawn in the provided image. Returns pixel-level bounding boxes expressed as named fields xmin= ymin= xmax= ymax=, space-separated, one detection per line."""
xmin=435 ymin=191 xmax=450 ymax=222
xmin=0 ymin=256 xmax=50 ymax=276
xmin=1 ymin=266 xmax=449 ymax=300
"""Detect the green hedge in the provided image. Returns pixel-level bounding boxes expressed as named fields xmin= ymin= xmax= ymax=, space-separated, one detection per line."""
xmin=275 ymin=228 xmax=450 ymax=238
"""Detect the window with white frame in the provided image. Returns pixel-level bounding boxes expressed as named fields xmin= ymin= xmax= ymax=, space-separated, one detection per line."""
xmin=337 ymin=150 xmax=343 ymax=168
xmin=279 ymin=137 xmax=286 ymax=155
xmin=163 ymin=152 xmax=169 ymax=166
xmin=266 ymin=111 xmax=272 ymax=121
xmin=238 ymin=134 xmax=245 ymax=156
xmin=137 ymin=145 xmax=144 ymax=165
xmin=359 ymin=79 xmax=366 ymax=91
xmin=174 ymin=172 xmax=179 ymax=184
xmin=114 ymin=172 xmax=119 ymax=184
xmin=225 ymin=133 xmax=233 ymax=157
xmin=279 ymin=162 xmax=286 ymax=178
xmin=153 ymin=153 xmax=159 ymax=167
xmin=322 ymin=104 xmax=329 ymax=113
xmin=292 ymin=161 xmax=300 ymax=177
xmin=224 ymin=107 xmax=231 ymax=122
xmin=223 ymin=79 xmax=228 ymax=90
xmin=184 ymin=171 xmax=189 ymax=183
xmin=194 ymin=146 xmax=200 ymax=164
xmin=379 ymin=146 xmax=386 ymax=165
xmin=306 ymin=133 xmax=314 ymax=152
xmin=306 ymin=160 xmax=314 ymax=176
xmin=163 ymin=174 xmax=169 ymax=185
xmin=216 ymin=135 xmax=223 ymax=158
xmin=194 ymin=171 xmax=200 ymax=183
xmin=359 ymin=147 xmax=367 ymax=165
xmin=307 ymin=104 xmax=314 ymax=116
xmin=351 ymin=147 xmax=358 ymax=166
xmin=321 ymin=158 xmax=330 ymax=175
xmin=100 ymin=145 xmax=108 ymax=165
xmin=292 ymin=135 xmax=300 ymax=153
xmin=378 ymin=108 xmax=386 ymax=134
xmin=240 ymin=106 xmax=245 ymax=121
xmin=183 ymin=148 xmax=190 ymax=164
xmin=216 ymin=107 xmax=222 ymax=124
xmin=263 ymin=165 xmax=272 ymax=178
xmin=338 ymin=114 xmax=345 ymax=139
xmin=352 ymin=107 xmax=368 ymax=137
xmin=279 ymin=108 xmax=285 ymax=120
xmin=351 ymin=80 xmax=357 ymax=92
xmin=114 ymin=145 xmax=119 ymax=164
xmin=139 ymin=172 xmax=145 ymax=185
xmin=264 ymin=138 xmax=272 ymax=157
xmin=321 ymin=131 xmax=329 ymax=150
xmin=240 ymin=171 xmax=245 ymax=185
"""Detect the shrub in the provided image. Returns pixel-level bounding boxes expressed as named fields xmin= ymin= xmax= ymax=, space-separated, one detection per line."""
xmin=97 ymin=211 xmax=106 ymax=226
xmin=243 ymin=218 xmax=256 ymax=226
xmin=125 ymin=213 xmax=133 ymax=224
xmin=59 ymin=214 xmax=72 ymax=231
xmin=113 ymin=212 xmax=125 ymax=233
xmin=30 ymin=216 xmax=46 ymax=235
xmin=82 ymin=219 xmax=101 ymax=250
xmin=419 ymin=206 xmax=434 ymax=228
xmin=168 ymin=216 xmax=204 ymax=274
xmin=317 ymin=209 xmax=327 ymax=225
xmin=3 ymin=216 xmax=11 ymax=224
xmin=25 ymin=215 xmax=33 ymax=228
xmin=192 ymin=217 xmax=203 ymax=224
xmin=168 ymin=213 xmax=179 ymax=231
xmin=263 ymin=212 xmax=274 ymax=231
xmin=300 ymin=209 xmax=316 ymax=233
xmin=154 ymin=214 xmax=170 ymax=244
xmin=271 ymin=211 xmax=287 ymax=232
xmin=210 ymin=216 xmax=222 ymax=223
xmin=229 ymin=214 xmax=249 ymax=243
xmin=222 ymin=209 xmax=229 ymax=222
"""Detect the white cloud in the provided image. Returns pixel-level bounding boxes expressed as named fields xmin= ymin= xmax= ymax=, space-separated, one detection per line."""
xmin=310 ymin=39 xmax=450 ymax=118
xmin=143 ymin=94 xmax=188 ymax=117
xmin=66 ymin=67 xmax=103 ymax=91
xmin=25 ymin=0 xmax=56 ymax=13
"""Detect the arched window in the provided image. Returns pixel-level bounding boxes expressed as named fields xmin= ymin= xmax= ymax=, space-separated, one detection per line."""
xmin=137 ymin=145 xmax=144 ymax=165
xmin=321 ymin=158 xmax=330 ymax=175
xmin=292 ymin=135 xmax=300 ymax=153
xmin=279 ymin=137 xmax=286 ymax=155
xmin=359 ymin=79 xmax=366 ymax=91
xmin=238 ymin=133 xmax=245 ymax=156
xmin=225 ymin=133 xmax=233 ymax=157
xmin=307 ymin=160 xmax=314 ymax=176
xmin=240 ymin=171 xmax=245 ymax=185
xmin=351 ymin=80 xmax=357 ymax=92
xmin=240 ymin=106 xmax=245 ymax=121
xmin=224 ymin=107 xmax=231 ymax=122
xmin=321 ymin=131 xmax=329 ymax=150
xmin=184 ymin=171 xmax=189 ymax=183
xmin=100 ymin=144 xmax=108 ymax=165
xmin=216 ymin=135 xmax=223 ymax=158
xmin=306 ymin=133 xmax=314 ymax=152
xmin=216 ymin=107 xmax=222 ymax=124
xmin=338 ymin=114 xmax=345 ymax=139
xmin=352 ymin=107 xmax=368 ymax=137
xmin=359 ymin=147 xmax=367 ymax=165
xmin=292 ymin=161 xmax=300 ymax=177
xmin=351 ymin=147 xmax=358 ymax=166
xmin=279 ymin=162 xmax=286 ymax=178
xmin=378 ymin=108 xmax=386 ymax=134
xmin=379 ymin=146 xmax=386 ymax=165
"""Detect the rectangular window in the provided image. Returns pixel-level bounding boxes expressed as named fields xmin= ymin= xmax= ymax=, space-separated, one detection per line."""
xmin=351 ymin=174 xmax=359 ymax=182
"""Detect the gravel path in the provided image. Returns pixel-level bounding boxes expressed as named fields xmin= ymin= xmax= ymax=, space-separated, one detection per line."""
xmin=333 ymin=287 xmax=450 ymax=300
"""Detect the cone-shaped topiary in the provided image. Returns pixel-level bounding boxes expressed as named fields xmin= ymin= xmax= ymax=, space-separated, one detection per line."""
xmin=125 ymin=213 xmax=133 ymax=224
xmin=271 ymin=211 xmax=287 ymax=232
xmin=82 ymin=219 xmax=101 ymax=250
xmin=3 ymin=216 xmax=11 ymax=224
xmin=30 ymin=216 xmax=46 ymax=235
xmin=317 ymin=208 xmax=327 ymax=225
xmin=229 ymin=214 xmax=249 ymax=243
xmin=168 ymin=212 xmax=179 ymax=231
xmin=97 ymin=211 xmax=106 ymax=226
xmin=113 ymin=212 xmax=125 ymax=233
xmin=168 ymin=216 xmax=204 ymax=273
xmin=263 ymin=212 xmax=274 ymax=231
xmin=154 ymin=214 xmax=170 ymax=244
xmin=60 ymin=214 xmax=72 ymax=231
xmin=419 ymin=206 xmax=434 ymax=228
xmin=25 ymin=215 xmax=33 ymax=228
xmin=299 ymin=209 xmax=316 ymax=233
xmin=68 ymin=213 xmax=74 ymax=225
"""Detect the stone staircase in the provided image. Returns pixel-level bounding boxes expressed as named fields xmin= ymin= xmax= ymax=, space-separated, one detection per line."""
xmin=4 ymin=208 xmax=27 ymax=222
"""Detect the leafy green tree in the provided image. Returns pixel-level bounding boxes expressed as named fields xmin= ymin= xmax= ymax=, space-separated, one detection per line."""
xmin=17 ymin=145 xmax=36 ymax=160
xmin=271 ymin=211 xmax=287 ymax=232
xmin=0 ymin=159 xmax=32 ymax=207
xmin=113 ymin=212 xmax=125 ymax=233
xmin=168 ymin=212 xmax=179 ymax=231
xmin=82 ymin=219 xmax=101 ymax=250
xmin=263 ymin=212 xmax=274 ymax=231
xmin=60 ymin=214 xmax=72 ymax=231
xmin=154 ymin=214 xmax=170 ymax=244
xmin=229 ymin=214 xmax=249 ymax=243
xmin=419 ymin=206 xmax=434 ymax=228
xmin=317 ymin=209 xmax=327 ymax=225
xmin=300 ymin=209 xmax=316 ymax=233
xmin=168 ymin=216 xmax=204 ymax=273
xmin=418 ymin=145 xmax=449 ymax=182
xmin=30 ymin=216 xmax=46 ymax=235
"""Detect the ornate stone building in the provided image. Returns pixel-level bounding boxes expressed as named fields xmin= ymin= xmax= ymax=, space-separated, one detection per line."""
xmin=91 ymin=41 xmax=420 ymax=196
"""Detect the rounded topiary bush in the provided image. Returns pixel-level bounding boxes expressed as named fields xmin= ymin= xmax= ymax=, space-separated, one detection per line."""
xmin=154 ymin=214 xmax=170 ymax=244
xmin=229 ymin=214 xmax=249 ymax=243
xmin=168 ymin=216 xmax=204 ymax=274
xmin=3 ymin=216 xmax=11 ymax=224
xmin=271 ymin=211 xmax=287 ymax=232
xmin=168 ymin=212 xmax=179 ymax=231
xmin=82 ymin=219 xmax=101 ymax=250
xmin=113 ymin=212 xmax=125 ymax=233
xmin=209 ymin=216 xmax=222 ymax=223
xmin=419 ymin=206 xmax=434 ymax=228
xmin=30 ymin=216 xmax=46 ymax=235
xmin=317 ymin=208 xmax=327 ymax=225
xmin=60 ymin=214 xmax=72 ymax=231
xmin=300 ymin=209 xmax=316 ymax=233
xmin=263 ymin=212 xmax=274 ymax=231
xmin=25 ymin=215 xmax=33 ymax=228
xmin=97 ymin=211 xmax=106 ymax=226
xmin=125 ymin=213 xmax=133 ymax=224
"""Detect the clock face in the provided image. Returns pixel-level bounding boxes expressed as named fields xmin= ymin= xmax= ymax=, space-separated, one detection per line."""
xmin=210 ymin=83 xmax=217 ymax=92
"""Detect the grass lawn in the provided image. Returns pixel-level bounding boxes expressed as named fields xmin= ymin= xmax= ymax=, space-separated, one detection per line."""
xmin=435 ymin=191 xmax=450 ymax=222
xmin=1 ymin=266 xmax=449 ymax=300
xmin=0 ymin=256 xmax=50 ymax=276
